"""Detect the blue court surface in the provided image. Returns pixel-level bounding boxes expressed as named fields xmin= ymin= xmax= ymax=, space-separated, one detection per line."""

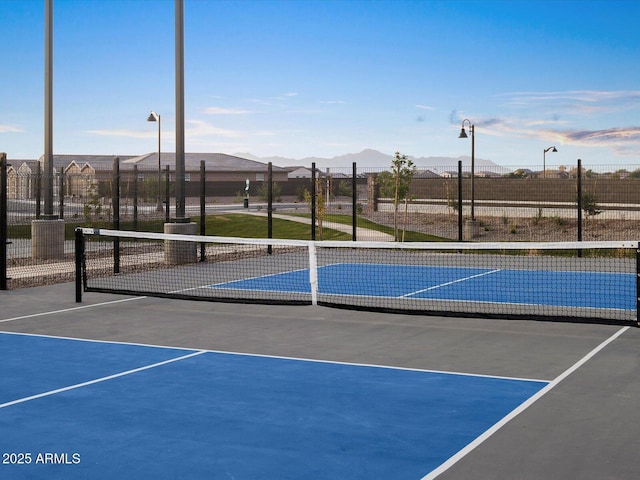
xmin=0 ymin=332 xmax=548 ymax=479
xmin=210 ymin=263 xmax=635 ymax=311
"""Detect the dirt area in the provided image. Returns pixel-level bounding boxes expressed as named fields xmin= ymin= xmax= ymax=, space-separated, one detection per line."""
xmin=363 ymin=211 xmax=640 ymax=242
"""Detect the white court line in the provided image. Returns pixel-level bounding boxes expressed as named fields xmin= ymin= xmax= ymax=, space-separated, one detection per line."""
xmin=402 ymin=269 xmax=501 ymax=298
xmin=0 ymin=296 xmax=148 ymax=324
xmin=421 ymin=325 xmax=630 ymax=480
xmin=0 ymin=350 xmax=207 ymax=410
xmin=0 ymin=331 xmax=549 ymax=384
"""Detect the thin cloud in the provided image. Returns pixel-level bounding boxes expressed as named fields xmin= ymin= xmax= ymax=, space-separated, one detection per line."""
xmin=186 ymin=120 xmax=242 ymax=138
xmin=0 ymin=124 xmax=23 ymax=133
xmin=88 ymin=129 xmax=156 ymax=139
xmin=319 ymin=100 xmax=346 ymax=105
xmin=415 ymin=105 xmax=435 ymax=110
xmin=202 ymin=107 xmax=253 ymax=115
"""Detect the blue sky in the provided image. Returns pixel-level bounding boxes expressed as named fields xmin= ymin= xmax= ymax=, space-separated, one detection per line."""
xmin=1 ymin=0 xmax=639 ymax=168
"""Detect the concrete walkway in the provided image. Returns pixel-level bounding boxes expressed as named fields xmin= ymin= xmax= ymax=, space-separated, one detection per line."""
xmin=236 ymin=210 xmax=394 ymax=241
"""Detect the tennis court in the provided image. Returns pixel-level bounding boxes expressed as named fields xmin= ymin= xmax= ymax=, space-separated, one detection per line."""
xmin=1 ymin=282 xmax=640 ymax=479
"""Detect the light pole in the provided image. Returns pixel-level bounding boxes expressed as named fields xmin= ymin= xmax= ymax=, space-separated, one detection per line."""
xmin=543 ymin=146 xmax=557 ymax=179
xmin=458 ymin=119 xmax=475 ymax=221
xmin=147 ymin=111 xmax=163 ymax=211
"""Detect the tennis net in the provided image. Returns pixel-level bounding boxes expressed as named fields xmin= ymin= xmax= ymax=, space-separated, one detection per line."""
xmin=76 ymin=228 xmax=639 ymax=325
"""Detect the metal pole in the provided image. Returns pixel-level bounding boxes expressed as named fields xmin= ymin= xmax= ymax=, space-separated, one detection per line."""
xmin=311 ymin=162 xmax=316 ymax=241
xmin=44 ymin=0 xmax=55 ymax=218
xmin=457 ymin=160 xmax=463 ymax=242
xmin=577 ymin=159 xmax=582 ymax=243
xmin=199 ymin=160 xmax=205 ymax=261
xmin=133 ymin=165 xmax=139 ymax=231
xmin=1 ymin=153 xmax=7 ymax=290
xmin=470 ymin=124 xmax=475 ymax=221
xmin=352 ymin=162 xmax=357 ymax=241
xmin=267 ymin=162 xmax=273 ymax=255
xmin=113 ymin=157 xmax=120 ymax=274
xmin=174 ymin=0 xmax=185 ymax=220
xmin=157 ymin=114 xmax=162 ymax=211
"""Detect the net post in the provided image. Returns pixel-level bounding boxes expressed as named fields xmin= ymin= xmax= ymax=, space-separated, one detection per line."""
xmin=75 ymin=227 xmax=84 ymax=302
xmin=636 ymin=245 xmax=640 ymax=327
xmin=308 ymin=241 xmax=318 ymax=306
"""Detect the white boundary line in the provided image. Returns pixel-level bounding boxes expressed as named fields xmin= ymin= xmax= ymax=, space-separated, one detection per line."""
xmin=0 ymin=330 xmax=549 ymax=384
xmin=0 ymin=296 xmax=148 ymax=324
xmin=421 ymin=325 xmax=630 ymax=480
xmin=0 ymin=350 xmax=207 ymax=410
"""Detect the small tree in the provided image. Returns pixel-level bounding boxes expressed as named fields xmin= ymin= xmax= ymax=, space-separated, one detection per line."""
xmin=303 ymin=178 xmax=326 ymax=239
xmin=376 ymin=152 xmax=416 ymax=241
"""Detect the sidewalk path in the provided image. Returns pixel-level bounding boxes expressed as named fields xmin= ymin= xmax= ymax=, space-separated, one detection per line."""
xmin=235 ymin=210 xmax=394 ymax=241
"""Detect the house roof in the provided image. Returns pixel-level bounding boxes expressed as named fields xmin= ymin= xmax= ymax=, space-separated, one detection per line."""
xmin=35 ymin=153 xmax=285 ymax=172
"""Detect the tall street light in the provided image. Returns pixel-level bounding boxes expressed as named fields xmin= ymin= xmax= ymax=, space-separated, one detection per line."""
xmin=458 ymin=119 xmax=475 ymax=221
xmin=147 ymin=111 xmax=163 ymax=211
xmin=543 ymin=146 xmax=557 ymax=179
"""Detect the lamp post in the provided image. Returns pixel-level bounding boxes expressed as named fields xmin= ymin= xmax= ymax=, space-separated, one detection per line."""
xmin=543 ymin=146 xmax=557 ymax=179
xmin=147 ymin=111 xmax=163 ymax=211
xmin=458 ymin=119 xmax=475 ymax=221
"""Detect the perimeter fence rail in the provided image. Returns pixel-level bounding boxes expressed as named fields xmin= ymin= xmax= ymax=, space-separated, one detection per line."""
xmin=3 ymin=152 xmax=640 ymax=289
xmin=76 ymin=228 xmax=639 ymax=326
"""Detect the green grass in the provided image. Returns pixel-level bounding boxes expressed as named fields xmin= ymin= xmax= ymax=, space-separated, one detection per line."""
xmin=7 ymin=214 xmax=352 ymax=241
xmin=9 ymin=212 xmax=448 ymax=242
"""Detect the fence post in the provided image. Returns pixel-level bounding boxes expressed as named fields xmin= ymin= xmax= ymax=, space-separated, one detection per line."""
xmin=133 ymin=165 xmax=138 ymax=231
xmin=577 ymin=159 xmax=582 ymax=242
xmin=267 ymin=162 xmax=273 ymax=255
xmin=352 ymin=162 xmax=357 ymax=241
xmin=458 ymin=160 xmax=463 ymax=242
xmin=200 ymin=160 xmax=205 ymax=261
xmin=35 ymin=161 xmax=41 ymax=219
xmin=165 ymin=165 xmax=170 ymax=223
xmin=311 ymin=162 xmax=316 ymax=241
xmin=112 ymin=157 xmax=120 ymax=273
xmin=58 ymin=171 xmax=64 ymax=219
xmin=1 ymin=153 xmax=7 ymax=290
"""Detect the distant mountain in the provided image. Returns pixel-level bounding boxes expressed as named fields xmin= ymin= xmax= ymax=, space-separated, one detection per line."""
xmin=234 ymin=149 xmax=508 ymax=172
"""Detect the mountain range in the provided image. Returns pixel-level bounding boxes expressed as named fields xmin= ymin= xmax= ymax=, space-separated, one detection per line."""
xmin=235 ymin=149 xmax=506 ymax=171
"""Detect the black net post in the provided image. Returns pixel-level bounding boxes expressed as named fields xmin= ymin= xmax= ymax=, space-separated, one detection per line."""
xmin=311 ymin=162 xmax=316 ymax=241
xmin=112 ymin=157 xmax=120 ymax=274
xmin=352 ymin=162 xmax=357 ymax=241
xmin=200 ymin=160 xmax=206 ymax=261
xmin=75 ymin=227 xmax=84 ymax=303
xmin=0 ymin=153 xmax=7 ymax=290
xmin=457 ymin=160 xmax=463 ymax=242
xmin=637 ymin=246 xmax=640 ymax=327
